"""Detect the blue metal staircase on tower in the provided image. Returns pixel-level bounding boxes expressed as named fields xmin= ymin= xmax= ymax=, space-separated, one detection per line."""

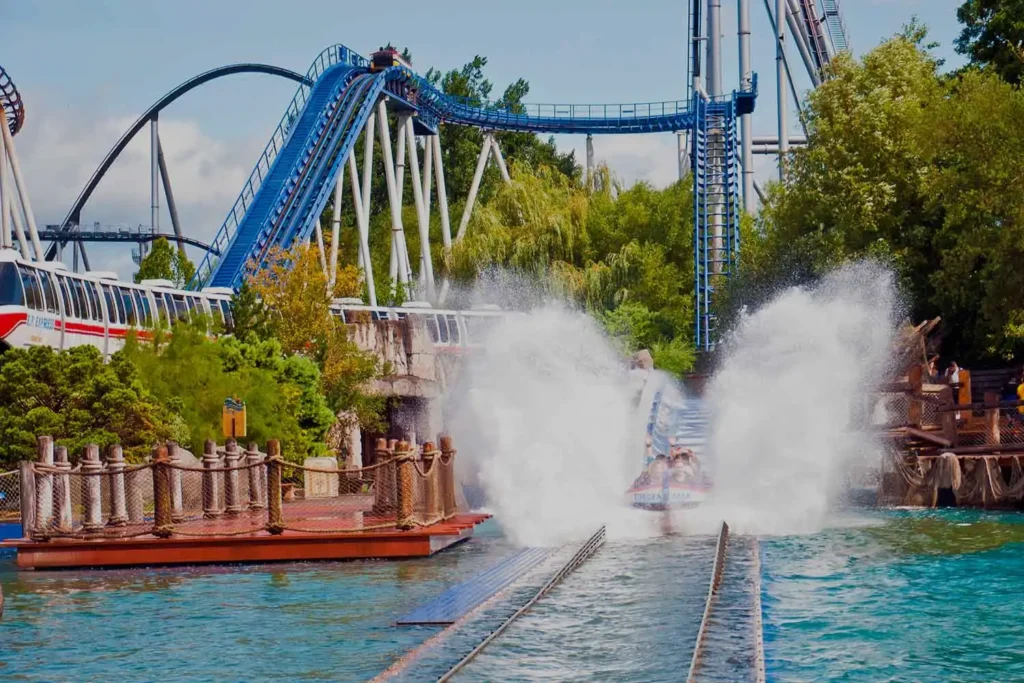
xmin=692 ymin=96 xmax=741 ymax=353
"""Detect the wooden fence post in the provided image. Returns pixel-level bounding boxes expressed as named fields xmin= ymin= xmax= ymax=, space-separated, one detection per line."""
xmin=984 ymin=391 xmax=1001 ymax=446
xmin=439 ymin=435 xmax=457 ymax=518
xmin=224 ymin=439 xmax=243 ymax=516
xmin=247 ymin=442 xmax=265 ymax=510
xmin=81 ymin=444 xmax=103 ymax=533
xmin=33 ymin=436 xmax=54 ymax=536
xmin=395 ymin=440 xmax=415 ymax=530
xmin=107 ymin=445 xmax=128 ymax=527
xmin=422 ymin=442 xmax=441 ymax=522
xmin=18 ymin=461 xmax=35 ymax=538
xmin=266 ymin=440 xmax=283 ymax=534
xmin=202 ymin=439 xmax=220 ymax=519
xmin=152 ymin=445 xmax=172 ymax=538
xmin=53 ymin=445 xmax=73 ymax=533
xmin=166 ymin=442 xmax=185 ymax=523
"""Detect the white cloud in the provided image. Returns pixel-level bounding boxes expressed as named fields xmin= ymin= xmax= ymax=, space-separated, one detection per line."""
xmin=11 ymin=92 xmax=263 ymax=278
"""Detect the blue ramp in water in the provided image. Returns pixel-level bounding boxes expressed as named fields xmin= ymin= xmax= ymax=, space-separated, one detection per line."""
xmin=397 ymin=547 xmax=553 ymax=626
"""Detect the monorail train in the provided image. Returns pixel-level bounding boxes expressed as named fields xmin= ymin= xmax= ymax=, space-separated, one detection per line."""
xmin=0 ymin=250 xmax=511 ymax=355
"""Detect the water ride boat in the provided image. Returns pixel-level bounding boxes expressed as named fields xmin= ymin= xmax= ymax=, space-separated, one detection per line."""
xmin=626 ymin=366 xmax=711 ymax=510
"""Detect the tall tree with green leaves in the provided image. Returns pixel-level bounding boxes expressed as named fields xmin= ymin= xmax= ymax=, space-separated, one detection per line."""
xmin=134 ymin=237 xmax=195 ymax=287
xmin=956 ymin=0 xmax=1024 ymax=85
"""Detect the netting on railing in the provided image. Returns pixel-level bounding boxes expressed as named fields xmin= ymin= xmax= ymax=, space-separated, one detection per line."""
xmin=0 ymin=470 xmax=20 ymax=523
xmin=33 ymin=444 xmax=157 ymax=539
xmin=22 ymin=434 xmax=459 ymax=541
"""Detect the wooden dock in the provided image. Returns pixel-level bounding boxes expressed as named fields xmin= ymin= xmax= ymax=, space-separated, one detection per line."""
xmin=1 ymin=513 xmax=490 ymax=569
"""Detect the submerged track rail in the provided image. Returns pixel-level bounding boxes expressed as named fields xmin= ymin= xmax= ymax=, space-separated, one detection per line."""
xmin=436 ymin=526 xmax=606 ymax=682
xmin=686 ymin=521 xmax=730 ymax=683
xmin=752 ymin=537 xmax=766 ymax=683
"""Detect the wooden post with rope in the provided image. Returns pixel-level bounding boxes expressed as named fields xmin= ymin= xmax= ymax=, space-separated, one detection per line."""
xmin=81 ymin=444 xmax=103 ymax=533
xmin=422 ymin=441 xmax=442 ymax=521
xmin=224 ymin=439 xmax=243 ymax=516
xmin=202 ymin=439 xmax=220 ymax=519
xmin=107 ymin=444 xmax=128 ymax=527
xmin=372 ymin=438 xmax=394 ymax=516
xmin=266 ymin=439 xmax=283 ymax=534
xmin=439 ymin=435 xmax=457 ymax=518
xmin=152 ymin=444 xmax=172 ymax=538
xmin=33 ymin=436 xmax=54 ymax=538
xmin=396 ymin=440 xmax=415 ymax=530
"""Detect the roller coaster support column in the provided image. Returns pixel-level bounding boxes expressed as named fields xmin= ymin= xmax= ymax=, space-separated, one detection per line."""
xmin=405 ymin=122 xmax=435 ymax=300
xmin=9 ymin=190 xmax=31 ymax=258
xmin=586 ymin=134 xmax=595 ymax=189
xmin=156 ymin=139 xmax=186 ymax=253
xmin=708 ymin=0 xmax=723 ymax=98
xmin=393 ymin=115 xmax=413 ymax=288
xmin=347 ymin=150 xmax=378 ymax=306
xmin=0 ymin=103 xmax=43 ymax=259
xmin=432 ymin=135 xmax=453 ymax=252
xmin=314 ymin=219 xmax=328 ymax=275
xmin=776 ymin=0 xmax=789 ymax=181
xmin=0 ymin=112 xmax=8 ymax=251
xmin=785 ymin=0 xmax=822 ymax=87
xmin=457 ymin=133 xmax=493 ymax=242
xmin=739 ymin=0 xmax=755 ymax=213
xmin=491 ymin=137 xmax=511 ymax=183
xmin=329 ymin=167 xmax=344 ymax=290
xmin=149 ymin=116 xmax=159 ymax=257
xmin=377 ymin=101 xmax=411 ymax=290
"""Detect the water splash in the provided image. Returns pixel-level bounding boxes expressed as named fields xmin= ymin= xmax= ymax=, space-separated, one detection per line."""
xmin=444 ymin=303 xmax=656 ymax=546
xmin=688 ymin=261 xmax=899 ymax=535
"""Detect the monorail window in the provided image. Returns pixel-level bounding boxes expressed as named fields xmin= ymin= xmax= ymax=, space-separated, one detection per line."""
xmin=209 ymin=298 xmax=224 ymax=328
xmin=445 ymin=314 xmax=460 ymax=345
xmin=69 ymin=278 xmax=90 ymax=319
xmin=56 ymin=276 xmax=75 ymax=318
xmin=101 ymin=285 xmax=119 ymax=325
xmin=219 ymin=300 xmax=233 ymax=332
xmin=84 ymin=282 xmax=103 ymax=322
xmin=133 ymin=291 xmax=151 ymax=327
xmin=171 ymin=294 xmax=189 ymax=322
xmin=117 ymin=287 xmax=137 ymax=327
xmin=435 ymin=314 xmax=449 ymax=343
xmin=153 ymin=294 xmax=168 ymax=326
xmin=0 ymin=263 xmax=25 ymax=306
xmin=425 ymin=315 xmax=441 ymax=343
xmin=36 ymin=271 xmax=59 ymax=315
xmin=18 ymin=266 xmax=44 ymax=311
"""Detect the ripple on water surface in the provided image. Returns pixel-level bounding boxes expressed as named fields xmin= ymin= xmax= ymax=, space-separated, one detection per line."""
xmin=762 ymin=509 xmax=1024 ymax=683
xmin=0 ymin=520 xmax=514 ymax=682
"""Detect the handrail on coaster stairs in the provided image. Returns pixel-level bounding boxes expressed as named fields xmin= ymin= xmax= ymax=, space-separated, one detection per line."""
xmin=189 ymin=43 xmax=757 ymax=293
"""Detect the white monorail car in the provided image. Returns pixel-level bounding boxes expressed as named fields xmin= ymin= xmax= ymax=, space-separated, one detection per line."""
xmin=0 ymin=250 xmax=233 ymax=357
xmin=0 ymin=250 xmax=515 ymax=355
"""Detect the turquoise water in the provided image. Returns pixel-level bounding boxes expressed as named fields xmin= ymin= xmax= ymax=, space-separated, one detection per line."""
xmin=3 ymin=511 xmax=1024 ymax=680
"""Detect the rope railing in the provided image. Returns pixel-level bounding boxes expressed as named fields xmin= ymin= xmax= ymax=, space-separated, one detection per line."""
xmin=437 ymin=525 xmax=607 ymax=683
xmin=19 ymin=432 xmax=461 ymax=542
xmin=686 ymin=521 xmax=730 ymax=683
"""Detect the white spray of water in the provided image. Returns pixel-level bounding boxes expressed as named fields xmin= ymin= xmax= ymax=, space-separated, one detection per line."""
xmin=445 ymin=303 xmax=657 ymax=546
xmin=688 ymin=262 xmax=899 ymax=535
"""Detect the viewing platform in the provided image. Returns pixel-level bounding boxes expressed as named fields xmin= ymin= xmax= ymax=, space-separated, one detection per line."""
xmin=1 ymin=434 xmax=488 ymax=569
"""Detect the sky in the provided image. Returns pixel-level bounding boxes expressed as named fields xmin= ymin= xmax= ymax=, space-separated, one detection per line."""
xmin=0 ymin=0 xmax=967 ymax=277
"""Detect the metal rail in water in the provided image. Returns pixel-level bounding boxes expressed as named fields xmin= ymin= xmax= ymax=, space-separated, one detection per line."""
xmin=436 ymin=526 xmax=606 ymax=682
xmin=686 ymin=521 xmax=730 ymax=683
xmin=752 ymin=537 xmax=766 ymax=683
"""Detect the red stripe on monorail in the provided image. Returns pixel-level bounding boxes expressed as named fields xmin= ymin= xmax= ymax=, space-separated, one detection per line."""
xmin=0 ymin=311 xmax=27 ymax=339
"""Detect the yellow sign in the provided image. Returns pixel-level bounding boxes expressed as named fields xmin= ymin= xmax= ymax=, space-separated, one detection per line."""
xmin=222 ymin=397 xmax=247 ymax=438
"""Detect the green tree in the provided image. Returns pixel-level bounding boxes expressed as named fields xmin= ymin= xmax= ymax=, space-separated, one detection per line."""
xmin=134 ymin=237 xmax=196 ymax=287
xmin=956 ymin=0 xmax=1024 ymax=85
xmin=122 ymin=322 xmax=337 ymax=462
xmin=230 ymin=281 xmax=271 ymax=341
xmin=0 ymin=345 xmax=176 ymax=468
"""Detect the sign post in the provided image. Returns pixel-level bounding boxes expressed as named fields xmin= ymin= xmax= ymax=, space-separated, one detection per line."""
xmin=222 ymin=397 xmax=247 ymax=440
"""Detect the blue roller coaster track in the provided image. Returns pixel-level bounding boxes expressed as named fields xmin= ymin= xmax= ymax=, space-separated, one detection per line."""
xmin=192 ymin=44 xmax=756 ymax=350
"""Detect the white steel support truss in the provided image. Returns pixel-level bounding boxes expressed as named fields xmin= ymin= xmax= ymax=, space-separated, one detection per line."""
xmin=456 ymin=133 xmax=511 ymax=242
xmin=0 ymin=103 xmax=43 ymax=260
